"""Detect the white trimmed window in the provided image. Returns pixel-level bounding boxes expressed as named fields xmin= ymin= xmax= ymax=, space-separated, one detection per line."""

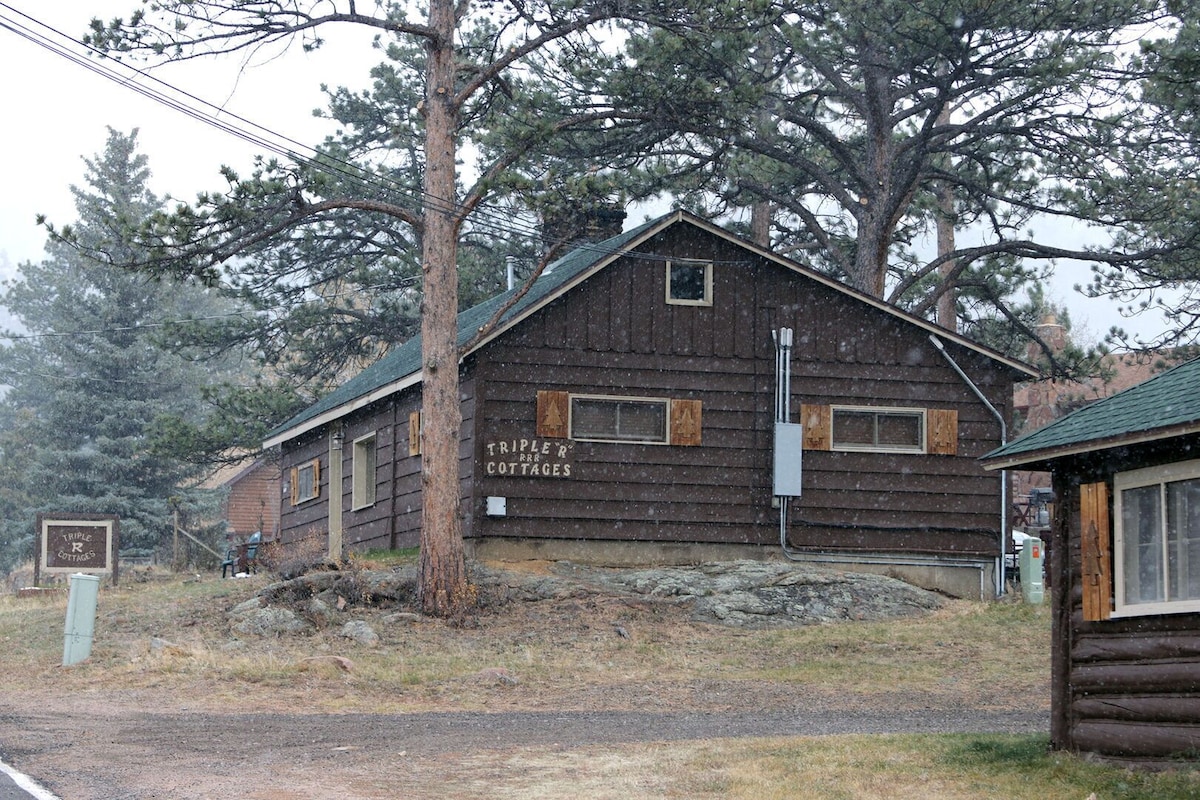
xmin=352 ymin=433 xmax=377 ymax=509
xmin=571 ymin=395 xmax=669 ymax=444
xmin=831 ymin=406 xmax=926 ymax=454
xmin=1114 ymin=459 xmax=1200 ymax=616
xmin=666 ymin=260 xmax=712 ymax=306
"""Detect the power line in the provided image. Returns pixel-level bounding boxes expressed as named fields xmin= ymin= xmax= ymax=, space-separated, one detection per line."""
xmin=0 ymin=4 xmax=740 ymax=276
xmin=0 ymin=5 xmax=749 ymax=308
xmin=0 ymin=2 xmax=552 ymax=242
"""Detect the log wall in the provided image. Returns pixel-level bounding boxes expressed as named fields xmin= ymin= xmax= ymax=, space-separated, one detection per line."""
xmin=1052 ymin=453 xmax=1200 ymax=762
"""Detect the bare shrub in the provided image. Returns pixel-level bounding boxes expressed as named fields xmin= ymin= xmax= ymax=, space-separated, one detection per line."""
xmin=261 ymin=529 xmax=339 ymax=580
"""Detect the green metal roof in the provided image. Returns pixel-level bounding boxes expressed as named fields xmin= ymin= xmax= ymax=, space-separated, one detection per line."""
xmin=983 ymin=356 xmax=1200 ymax=469
xmin=263 ymin=215 xmax=662 ymax=446
xmin=265 ymin=209 xmax=1036 ymax=448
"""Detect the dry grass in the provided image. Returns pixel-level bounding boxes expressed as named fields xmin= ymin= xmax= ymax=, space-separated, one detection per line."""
xmin=4 ymin=563 xmax=1197 ymax=798
xmin=1 ymin=565 xmax=1051 ymax=715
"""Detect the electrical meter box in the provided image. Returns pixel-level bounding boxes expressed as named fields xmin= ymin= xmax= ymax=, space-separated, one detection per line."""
xmin=773 ymin=423 xmax=804 ymax=497
xmin=1019 ymin=536 xmax=1045 ymax=604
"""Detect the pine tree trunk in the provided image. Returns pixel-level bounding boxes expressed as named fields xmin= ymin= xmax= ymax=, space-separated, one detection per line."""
xmin=935 ymin=105 xmax=957 ymax=332
xmin=936 ymin=184 xmax=958 ymax=332
xmin=417 ymin=0 xmax=469 ymax=616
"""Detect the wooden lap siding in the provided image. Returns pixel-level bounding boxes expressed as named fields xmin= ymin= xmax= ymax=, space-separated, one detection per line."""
xmin=279 ymin=430 xmax=331 ymax=549
xmin=279 ymin=376 xmax=479 ymax=553
xmin=471 ymin=228 xmax=1006 ymax=553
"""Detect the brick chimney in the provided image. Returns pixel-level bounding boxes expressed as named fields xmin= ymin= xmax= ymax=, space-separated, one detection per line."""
xmin=1026 ymin=312 xmax=1068 ymax=363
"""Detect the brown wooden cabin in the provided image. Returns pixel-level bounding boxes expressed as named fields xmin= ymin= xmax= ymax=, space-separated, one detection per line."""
xmin=265 ymin=211 xmax=1035 ymax=598
xmin=219 ymin=457 xmax=281 ymax=541
xmin=983 ymin=356 xmax=1200 ymax=763
xmin=199 ymin=455 xmax=281 ymax=545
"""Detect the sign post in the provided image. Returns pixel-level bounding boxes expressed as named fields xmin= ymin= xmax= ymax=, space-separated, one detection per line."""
xmin=62 ymin=573 xmax=101 ymax=666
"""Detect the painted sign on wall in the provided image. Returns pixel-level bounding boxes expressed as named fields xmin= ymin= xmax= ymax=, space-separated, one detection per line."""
xmin=484 ymin=438 xmax=575 ymax=478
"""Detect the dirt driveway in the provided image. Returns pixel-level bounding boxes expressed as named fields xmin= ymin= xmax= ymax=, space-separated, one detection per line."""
xmin=0 ymin=561 xmax=1051 ymax=799
xmin=0 ymin=698 xmax=1046 ymax=799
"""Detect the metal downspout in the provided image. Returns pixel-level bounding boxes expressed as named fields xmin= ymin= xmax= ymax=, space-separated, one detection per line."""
xmin=929 ymin=334 xmax=1008 ymax=596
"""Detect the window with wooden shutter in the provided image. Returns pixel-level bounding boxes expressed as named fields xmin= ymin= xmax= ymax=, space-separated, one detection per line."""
xmin=536 ymin=390 xmax=569 ymax=439
xmin=408 ymin=410 xmax=422 ymax=456
xmin=670 ymin=399 xmax=702 ymax=446
xmin=926 ymin=409 xmax=958 ymax=455
xmin=290 ymin=458 xmax=321 ymax=505
xmin=1080 ymin=480 xmax=1112 ymax=622
xmin=801 ymin=404 xmax=831 ymax=450
xmin=831 ymin=406 xmax=925 ymax=453
xmin=538 ymin=391 xmax=701 ymax=446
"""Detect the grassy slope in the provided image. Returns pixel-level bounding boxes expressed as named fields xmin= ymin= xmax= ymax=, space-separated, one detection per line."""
xmin=2 ymin=564 xmax=1197 ymax=798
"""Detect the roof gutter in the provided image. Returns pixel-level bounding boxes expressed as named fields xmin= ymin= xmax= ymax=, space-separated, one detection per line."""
xmin=929 ymin=334 xmax=1008 ymax=596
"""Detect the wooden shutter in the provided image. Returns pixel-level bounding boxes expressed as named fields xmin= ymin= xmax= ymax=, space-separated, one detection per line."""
xmin=289 ymin=466 xmax=299 ymax=505
xmin=800 ymin=404 xmax=831 ymax=450
xmin=670 ymin=399 xmax=702 ymax=446
xmin=1080 ymin=481 xmax=1112 ymax=622
xmin=536 ymin=390 xmax=570 ymax=439
xmin=926 ymin=409 xmax=959 ymax=455
xmin=408 ymin=411 xmax=422 ymax=456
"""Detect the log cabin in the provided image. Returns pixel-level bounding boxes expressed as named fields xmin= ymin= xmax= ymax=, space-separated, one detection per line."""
xmin=264 ymin=211 xmax=1036 ymax=598
xmin=983 ymin=356 xmax=1200 ymax=762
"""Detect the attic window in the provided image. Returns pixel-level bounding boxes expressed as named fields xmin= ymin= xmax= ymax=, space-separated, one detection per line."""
xmin=666 ymin=260 xmax=712 ymax=306
xmin=831 ymin=406 xmax=925 ymax=454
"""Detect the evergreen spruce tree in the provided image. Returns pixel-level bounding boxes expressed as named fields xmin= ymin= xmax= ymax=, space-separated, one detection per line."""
xmin=0 ymin=129 xmax=226 ymax=569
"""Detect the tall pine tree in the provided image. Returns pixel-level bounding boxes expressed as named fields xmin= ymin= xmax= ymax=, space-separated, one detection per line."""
xmin=0 ymin=129 xmax=229 ymax=568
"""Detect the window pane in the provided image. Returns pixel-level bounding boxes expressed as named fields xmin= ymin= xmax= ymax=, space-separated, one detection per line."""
xmin=617 ymin=401 xmax=666 ymax=440
xmin=877 ymin=413 xmax=921 ymax=447
xmin=298 ymin=464 xmax=316 ymax=500
xmin=572 ymin=399 xmax=618 ymax=437
xmin=669 ymin=263 xmax=707 ymax=302
xmin=1166 ymin=477 xmax=1200 ymax=602
xmin=1122 ymin=485 xmax=1163 ymax=605
xmin=834 ymin=410 xmax=875 ymax=445
xmin=354 ymin=437 xmax=376 ymax=507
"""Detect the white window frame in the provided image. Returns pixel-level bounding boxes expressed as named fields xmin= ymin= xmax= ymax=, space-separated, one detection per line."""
xmin=569 ymin=394 xmax=670 ymax=445
xmin=292 ymin=458 xmax=320 ymax=505
xmin=351 ymin=432 xmax=377 ymax=510
xmin=830 ymin=405 xmax=926 ymax=454
xmin=665 ymin=259 xmax=713 ymax=306
xmin=1113 ymin=459 xmax=1200 ymax=617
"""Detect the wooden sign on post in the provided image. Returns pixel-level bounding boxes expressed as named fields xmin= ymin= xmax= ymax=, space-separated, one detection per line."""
xmin=34 ymin=514 xmax=120 ymax=587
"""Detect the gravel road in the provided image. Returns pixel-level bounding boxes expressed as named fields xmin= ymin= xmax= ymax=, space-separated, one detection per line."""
xmin=0 ymin=702 xmax=1047 ymax=799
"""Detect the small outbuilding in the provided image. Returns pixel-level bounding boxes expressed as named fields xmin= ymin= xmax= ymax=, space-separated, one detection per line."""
xmin=266 ymin=211 xmax=1035 ymax=598
xmin=983 ymin=356 xmax=1200 ymax=763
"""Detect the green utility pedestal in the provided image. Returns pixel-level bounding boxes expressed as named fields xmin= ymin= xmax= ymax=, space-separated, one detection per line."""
xmin=1019 ymin=537 xmax=1045 ymax=605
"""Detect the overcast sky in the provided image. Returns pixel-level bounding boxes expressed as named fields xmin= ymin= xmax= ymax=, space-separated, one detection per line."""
xmin=0 ymin=1 xmax=1172 ymax=346
xmin=0 ymin=1 xmax=378 ymax=266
